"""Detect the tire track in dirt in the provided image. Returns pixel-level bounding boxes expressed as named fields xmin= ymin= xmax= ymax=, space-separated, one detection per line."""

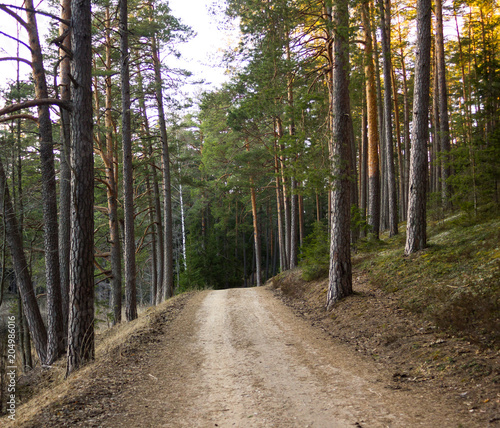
xmin=173 ymin=288 xmax=470 ymax=427
xmin=74 ymin=287 xmax=476 ymax=427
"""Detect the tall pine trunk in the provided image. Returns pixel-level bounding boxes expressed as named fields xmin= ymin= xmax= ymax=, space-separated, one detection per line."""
xmin=25 ymin=0 xmax=64 ymax=363
xmin=250 ymin=184 xmax=262 ymax=287
xmin=378 ymin=0 xmax=398 ymax=236
xmin=67 ymin=0 xmax=95 ymax=375
xmin=58 ymin=0 xmax=71 ymax=338
xmin=120 ymin=0 xmax=137 ymax=321
xmin=435 ymin=0 xmax=452 ymax=207
xmin=362 ymin=0 xmax=380 ymax=238
xmin=0 ymin=158 xmax=48 ymax=364
xmin=405 ymin=0 xmax=432 ymax=255
xmin=105 ymin=6 xmax=122 ymax=323
xmin=325 ymin=0 xmax=352 ymax=308
xmin=273 ymin=131 xmax=286 ymax=273
xmin=151 ymin=32 xmax=174 ymax=300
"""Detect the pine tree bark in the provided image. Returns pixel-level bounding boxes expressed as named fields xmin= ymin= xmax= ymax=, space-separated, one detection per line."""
xmin=137 ymin=67 xmax=159 ymax=305
xmin=391 ymin=68 xmax=405 ymax=220
xmin=58 ymin=0 xmax=71 ymax=338
xmin=360 ymin=98 xmax=368 ymax=228
xmin=24 ymin=0 xmax=64 ymax=363
xmin=151 ymin=32 xmax=174 ymax=300
xmin=432 ymin=55 xmax=441 ymax=195
xmin=0 ymin=158 xmax=48 ymax=364
xmin=378 ymin=0 xmax=398 ymax=236
xmin=67 ymin=0 xmax=94 ymax=376
xmin=362 ymin=0 xmax=380 ymax=238
xmin=273 ymin=132 xmax=286 ymax=273
xmin=120 ymin=0 xmax=137 ymax=321
xmin=396 ymin=11 xmax=411 ymax=220
xmin=250 ymin=184 xmax=262 ymax=287
xmin=136 ymin=65 xmax=164 ymax=303
xmin=18 ymin=298 xmax=32 ymax=371
xmin=286 ymin=35 xmax=298 ymax=270
xmin=405 ymin=0 xmax=432 ymax=255
xmin=435 ymin=0 xmax=452 ymax=207
xmin=105 ymin=6 xmax=123 ymax=323
xmin=325 ymin=0 xmax=352 ymax=309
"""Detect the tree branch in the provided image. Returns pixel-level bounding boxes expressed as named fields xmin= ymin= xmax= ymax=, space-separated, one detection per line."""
xmin=0 ymin=57 xmax=33 ymax=68
xmin=0 ymin=114 xmax=38 ymax=123
xmin=0 ymin=98 xmax=72 ymax=116
xmin=0 ymin=4 xmax=28 ymax=28
xmin=0 ymin=4 xmax=70 ymax=26
xmin=0 ymin=30 xmax=32 ymax=52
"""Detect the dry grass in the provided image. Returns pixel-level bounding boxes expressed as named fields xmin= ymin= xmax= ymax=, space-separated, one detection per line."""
xmin=4 ymin=293 xmax=194 ymax=427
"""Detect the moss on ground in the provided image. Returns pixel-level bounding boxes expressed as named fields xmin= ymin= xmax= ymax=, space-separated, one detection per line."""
xmin=353 ymin=214 xmax=500 ymax=348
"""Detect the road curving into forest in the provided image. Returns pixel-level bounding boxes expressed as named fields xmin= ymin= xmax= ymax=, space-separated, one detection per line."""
xmin=101 ymin=287 xmax=470 ymax=428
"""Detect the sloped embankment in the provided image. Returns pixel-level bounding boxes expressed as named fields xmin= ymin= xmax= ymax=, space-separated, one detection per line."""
xmin=269 ymin=265 xmax=500 ymax=426
xmin=5 ymin=292 xmax=194 ymax=427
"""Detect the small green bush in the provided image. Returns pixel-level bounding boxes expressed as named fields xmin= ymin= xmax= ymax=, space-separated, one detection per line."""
xmin=299 ymin=221 xmax=329 ymax=281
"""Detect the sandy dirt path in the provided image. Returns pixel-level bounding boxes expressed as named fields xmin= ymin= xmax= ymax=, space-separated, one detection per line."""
xmin=103 ymin=287 xmax=471 ymax=427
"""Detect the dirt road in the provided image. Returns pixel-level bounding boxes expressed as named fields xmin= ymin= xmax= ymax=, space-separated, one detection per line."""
xmin=102 ymin=287 xmax=469 ymax=428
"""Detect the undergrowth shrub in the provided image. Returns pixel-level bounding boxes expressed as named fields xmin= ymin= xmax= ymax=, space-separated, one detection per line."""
xmin=299 ymin=221 xmax=329 ymax=281
xmin=431 ymin=270 xmax=500 ymax=347
xmin=270 ymin=271 xmax=304 ymax=298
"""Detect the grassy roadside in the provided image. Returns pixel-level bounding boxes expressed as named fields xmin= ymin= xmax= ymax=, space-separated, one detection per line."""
xmin=353 ymin=213 xmax=500 ymax=348
xmin=270 ymin=211 xmax=500 ymax=424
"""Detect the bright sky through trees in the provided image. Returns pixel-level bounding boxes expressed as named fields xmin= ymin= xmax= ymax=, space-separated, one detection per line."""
xmin=0 ymin=0 xmax=238 ymax=99
xmin=168 ymin=0 xmax=239 ymax=92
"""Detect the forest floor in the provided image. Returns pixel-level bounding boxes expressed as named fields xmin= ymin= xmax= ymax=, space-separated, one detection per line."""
xmin=5 ymin=277 xmax=499 ymax=427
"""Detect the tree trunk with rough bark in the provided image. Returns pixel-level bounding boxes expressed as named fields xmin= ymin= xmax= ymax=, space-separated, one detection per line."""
xmin=362 ymin=0 xmax=380 ymax=239
xmin=391 ymin=68 xmax=405 ymax=220
xmin=250 ymin=184 xmax=262 ymax=287
xmin=378 ymin=0 xmax=398 ymax=237
xmin=58 ymin=0 xmax=71 ymax=338
xmin=435 ymin=0 xmax=452 ymax=207
xmin=0 ymin=158 xmax=48 ymax=364
xmin=360 ymin=98 xmax=368 ymax=229
xmin=67 ymin=0 xmax=95 ymax=376
xmin=273 ymin=134 xmax=286 ymax=273
xmin=25 ymin=0 xmax=64 ymax=364
xmin=405 ymin=0 xmax=432 ymax=255
xmin=120 ymin=0 xmax=137 ymax=321
xmin=151 ymin=32 xmax=174 ymax=300
xmin=325 ymin=0 xmax=353 ymax=309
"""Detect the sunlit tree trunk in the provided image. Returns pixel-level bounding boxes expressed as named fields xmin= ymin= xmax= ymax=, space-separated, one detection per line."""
xmin=435 ymin=0 xmax=452 ymax=207
xmin=378 ymin=0 xmax=398 ymax=236
xmin=391 ymin=68 xmax=405 ymax=220
xmin=431 ymin=53 xmax=441 ymax=195
xmin=286 ymin=34 xmax=298 ymax=270
xmin=397 ymin=11 xmax=411 ymax=220
xmin=362 ymin=0 xmax=380 ymax=238
xmin=276 ymin=117 xmax=289 ymax=271
xmin=360 ymin=96 xmax=368 ymax=230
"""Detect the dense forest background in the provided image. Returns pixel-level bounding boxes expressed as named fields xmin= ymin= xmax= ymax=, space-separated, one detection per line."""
xmin=0 ymin=0 xmax=498 ymax=373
